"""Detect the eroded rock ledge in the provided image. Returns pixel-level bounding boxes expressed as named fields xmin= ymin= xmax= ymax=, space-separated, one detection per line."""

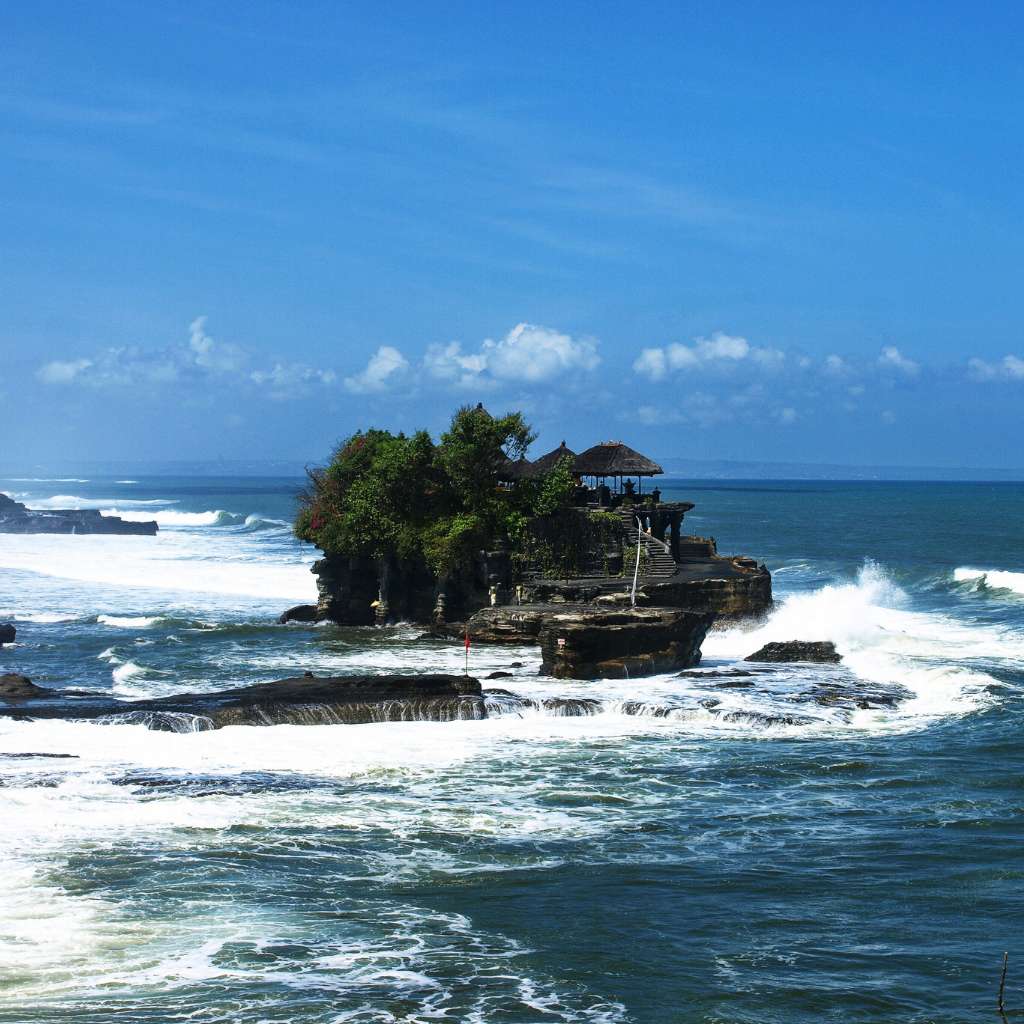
xmin=0 ymin=673 xmax=483 ymax=731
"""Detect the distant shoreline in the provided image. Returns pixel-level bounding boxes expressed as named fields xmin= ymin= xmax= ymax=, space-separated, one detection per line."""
xmin=3 ymin=459 xmax=1024 ymax=483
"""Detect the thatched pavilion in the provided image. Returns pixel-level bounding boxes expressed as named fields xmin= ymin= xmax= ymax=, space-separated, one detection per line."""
xmin=573 ymin=441 xmax=664 ymax=496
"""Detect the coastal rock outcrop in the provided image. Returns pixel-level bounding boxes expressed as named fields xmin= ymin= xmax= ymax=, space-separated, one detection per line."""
xmin=0 ymin=673 xmax=46 ymax=698
xmin=278 ymin=604 xmax=318 ymax=624
xmin=0 ymin=492 xmax=157 ymax=536
xmin=465 ymin=604 xmax=713 ymax=679
xmin=0 ymin=673 xmax=483 ymax=730
xmin=745 ymin=641 xmax=841 ymax=664
xmin=537 ymin=605 xmax=715 ymax=679
xmin=639 ymin=557 xmax=772 ymax=620
xmin=0 ymin=624 xmax=15 ymax=646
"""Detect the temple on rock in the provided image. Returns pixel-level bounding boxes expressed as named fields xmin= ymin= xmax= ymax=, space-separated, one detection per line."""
xmin=291 ymin=406 xmax=772 ymax=637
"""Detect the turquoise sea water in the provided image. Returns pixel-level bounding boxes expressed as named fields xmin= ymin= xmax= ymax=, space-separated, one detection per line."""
xmin=1 ymin=475 xmax=1023 ymax=1023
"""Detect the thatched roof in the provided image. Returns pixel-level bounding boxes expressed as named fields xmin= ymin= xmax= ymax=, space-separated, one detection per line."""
xmin=530 ymin=441 xmax=576 ymax=475
xmin=574 ymin=441 xmax=664 ymax=477
xmin=497 ymin=456 xmax=538 ymax=481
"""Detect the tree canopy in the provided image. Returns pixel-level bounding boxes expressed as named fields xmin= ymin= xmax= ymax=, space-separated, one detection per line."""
xmin=295 ymin=404 xmax=546 ymax=575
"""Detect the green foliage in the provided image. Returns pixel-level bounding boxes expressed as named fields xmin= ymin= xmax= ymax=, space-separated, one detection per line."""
xmin=535 ymin=455 xmax=576 ymax=516
xmin=517 ymin=507 xmax=624 ymax=579
xmin=295 ymin=429 xmax=441 ymax=561
xmin=296 ymin=405 xmax=542 ymax=576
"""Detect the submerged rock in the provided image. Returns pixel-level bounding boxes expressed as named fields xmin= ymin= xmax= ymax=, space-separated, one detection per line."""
xmin=0 ymin=623 xmax=15 ymax=646
xmin=0 ymin=673 xmax=46 ymax=698
xmin=745 ymin=641 xmax=841 ymax=664
xmin=277 ymin=604 xmax=318 ymax=624
xmin=0 ymin=673 xmax=484 ymax=730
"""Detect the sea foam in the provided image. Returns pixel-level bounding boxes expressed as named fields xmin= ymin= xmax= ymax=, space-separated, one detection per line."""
xmin=704 ymin=562 xmax=1006 ymax=728
xmin=101 ymin=508 xmax=232 ymax=527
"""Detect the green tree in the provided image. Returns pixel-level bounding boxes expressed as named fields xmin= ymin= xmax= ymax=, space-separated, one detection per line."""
xmin=295 ymin=405 xmax=539 ymax=577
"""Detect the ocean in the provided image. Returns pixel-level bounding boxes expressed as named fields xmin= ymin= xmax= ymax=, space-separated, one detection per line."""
xmin=1 ymin=475 xmax=1023 ymax=1023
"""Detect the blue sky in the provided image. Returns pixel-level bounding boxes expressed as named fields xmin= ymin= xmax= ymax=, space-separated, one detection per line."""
xmin=3 ymin=1 xmax=1023 ymax=469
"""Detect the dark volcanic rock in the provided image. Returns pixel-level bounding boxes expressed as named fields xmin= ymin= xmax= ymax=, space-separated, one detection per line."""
xmin=466 ymin=606 xmax=549 ymax=644
xmin=634 ymin=558 xmax=772 ymax=620
xmin=486 ymin=670 xmax=514 ymax=679
xmin=0 ymin=673 xmax=48 ymax=698
xmin=539 ymin=605 xmax=714 ymax=680
xmin=0 ymin=492 xmax=157 ymax=536
xmin=467 ymin=603 xmax=714 ymax=679
xmin=278 ymin=604 xmax=318 ymax=624
xmin=0 ymin=673 xmax=484 ymax=730
xmin=745 ymin=641 xmax=841 ymax=664
xmin=0 ymin=623 xmax=15 ymax=645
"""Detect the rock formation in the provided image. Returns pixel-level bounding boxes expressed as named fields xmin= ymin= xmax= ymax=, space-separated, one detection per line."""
xmin=278 ymin=604 xmax=318 ymax=624
xmin=0 ymin=492 xmax=157 ymax=536
xmin=537 ymin=605 xmax=714 ymax=679
xmin=465 ymin=603 xmax=714 ymax=679
xmin=745 ymin=641 xmax=841 ymax=664
xmin=0 ymin=673 xmax=484 ymax=730
xmin=0 ymin=624 xmax=15 ymax=646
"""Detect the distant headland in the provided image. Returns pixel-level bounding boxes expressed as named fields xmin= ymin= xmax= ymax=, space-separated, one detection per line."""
xmin=0 ymin=492 xmax=157 ymax=536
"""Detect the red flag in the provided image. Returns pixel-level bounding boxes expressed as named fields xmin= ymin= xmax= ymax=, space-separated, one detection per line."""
xmin=464 ymin=631 xmax=471 ymax=650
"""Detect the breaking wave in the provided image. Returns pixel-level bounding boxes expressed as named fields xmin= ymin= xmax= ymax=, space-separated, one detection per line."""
xmin=954 ymin=567 xmax=1024 ymax=597
xmin=22 ymin=494 xmax=173 ymax=509
xmin=703 ymin=561 xmax=1005 ymax=727
xmin=97 ymin=614 xmax=163 ymax=629
xmin=101 ymin=508 xmax=234 ymax=527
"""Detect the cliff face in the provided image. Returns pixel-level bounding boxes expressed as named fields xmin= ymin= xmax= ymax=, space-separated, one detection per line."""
xmin=309 ymin=519 xmax=771 ymax=627
xmin=312 ymin=547 xmax=513 ymax=626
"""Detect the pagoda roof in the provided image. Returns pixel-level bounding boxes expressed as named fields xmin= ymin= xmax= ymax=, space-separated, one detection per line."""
xmin=574 ymin=441 xmax=664 ymax=477
xmin=530 ymin=441 xmax=577 ymax=474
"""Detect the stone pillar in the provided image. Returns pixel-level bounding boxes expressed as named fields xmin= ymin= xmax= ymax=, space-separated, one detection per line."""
xmin=375 ymin=557 xmax=391 ymax=624
xmin=670 ymin=512 xmax=681 ymax=562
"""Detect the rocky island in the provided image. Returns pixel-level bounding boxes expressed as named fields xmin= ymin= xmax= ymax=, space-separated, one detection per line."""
xmin=287 ymin=404 xmax=771 ymax=678
xmin=0 ymin=492 xmax=157 ymax=536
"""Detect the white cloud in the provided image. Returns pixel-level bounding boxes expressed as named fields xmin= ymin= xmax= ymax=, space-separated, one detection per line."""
xmin=484 ymin=323 xmax=600 ymax=382
xmin=878 ymin=346 xmax=919 ymax=376
xmin=36 ymin=358 xmax=93 ymax=384
xmin=752 ymin=347 xmax=786 ymax=369
xmin=343 ymin=346 xmax=410 ymax=394
xmin=424 ymin=341 xmax=490 ymax=387
xmin=632 ymin=348 xmax=668 ymax=381
xmin=251 ymin=363 xmax=336 ymax=399
xmin=823 ymin=354 xmax=849 ymax=376
xmin=34 ymin=317 xmax=333 ymax=399
xmin=426 ymin=323 xmax=599 ymax=387
xmin=968 ymin=354 xmax=1024 ymax=381
xmin=633 ymin=331 xmax=782 ymax=380
xmin=188 ymin=316 xmax=247 ymax=373
xmin=37 ymin=348 xmax=180 ymax=387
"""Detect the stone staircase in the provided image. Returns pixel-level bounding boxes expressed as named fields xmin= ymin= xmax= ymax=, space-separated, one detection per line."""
xmin=616 ymin=508 xmax=678 ymax=579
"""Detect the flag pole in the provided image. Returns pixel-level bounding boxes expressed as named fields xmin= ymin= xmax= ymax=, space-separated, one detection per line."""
xmin=464 ymin=629 xmax=470 ymax=675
